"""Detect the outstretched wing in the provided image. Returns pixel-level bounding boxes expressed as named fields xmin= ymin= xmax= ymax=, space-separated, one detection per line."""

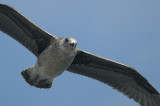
xmin=67 ymin=50 xmax=160 ymax=106
xmin=0 ymin=4 xmax=56 ymax=56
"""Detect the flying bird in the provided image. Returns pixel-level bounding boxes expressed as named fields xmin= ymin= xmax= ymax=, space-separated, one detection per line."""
xmin=0 ymin=4 xmax=160 ymax=106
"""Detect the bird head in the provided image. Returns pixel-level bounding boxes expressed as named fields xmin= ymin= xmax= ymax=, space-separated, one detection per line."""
xmin=63 ymin=37 xmax=77 ymax=50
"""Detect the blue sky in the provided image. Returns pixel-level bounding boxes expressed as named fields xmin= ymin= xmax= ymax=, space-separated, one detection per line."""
xmin=0 ymin=0 xmax=160 ymax=106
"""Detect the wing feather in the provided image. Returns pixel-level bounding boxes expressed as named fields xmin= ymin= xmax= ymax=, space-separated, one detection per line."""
xmin=0 ymin=4 xmax=55 ymax=56
xmin=67 ymin=50 xmax=160 ymax=106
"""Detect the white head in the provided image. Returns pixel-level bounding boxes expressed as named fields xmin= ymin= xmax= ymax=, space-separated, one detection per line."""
xmin=60 ymin=37 xmax=77 ymax=50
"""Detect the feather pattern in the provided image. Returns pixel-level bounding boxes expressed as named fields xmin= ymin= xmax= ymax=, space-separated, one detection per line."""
xmin=67 ymin=50 xmax=160 ymax=106
xmin=0 ymin=4 xmax=55 ymax=56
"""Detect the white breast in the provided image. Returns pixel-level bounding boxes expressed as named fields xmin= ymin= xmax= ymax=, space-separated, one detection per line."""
xmin=35 ymin=41 xmax=77 ymax=78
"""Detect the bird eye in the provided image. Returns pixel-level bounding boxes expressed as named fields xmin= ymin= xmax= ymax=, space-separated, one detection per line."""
xmin=65 ymin=38 xmax=69 ymax=42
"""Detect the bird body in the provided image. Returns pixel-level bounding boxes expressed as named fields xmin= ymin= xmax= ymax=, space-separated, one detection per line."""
xmin=0 ymin=3 xmax=160 ymax=106
xmin=21 ymin=37 xmax=78 ymax=88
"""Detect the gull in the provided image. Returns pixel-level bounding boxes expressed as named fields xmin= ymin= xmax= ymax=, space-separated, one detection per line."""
xmin=0 ymin=4 xmax=160 ymax=106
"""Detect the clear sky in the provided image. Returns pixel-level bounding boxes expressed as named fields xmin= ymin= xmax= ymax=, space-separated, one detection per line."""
xmin=0 ymin=0 xmax=160 ymax=106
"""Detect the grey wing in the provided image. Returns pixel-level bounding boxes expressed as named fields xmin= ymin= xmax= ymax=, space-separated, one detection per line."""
xmin=0 ymin=4 xmax=56 ymax=56
xmin=67 ymin=50 xmax=160 ymax=106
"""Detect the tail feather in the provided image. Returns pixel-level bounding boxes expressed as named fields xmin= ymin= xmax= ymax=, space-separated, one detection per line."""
xmin=21 ymin=66 xmax=54 ymax=89
xmin=21 ymin=66 xmax=34 ymax=85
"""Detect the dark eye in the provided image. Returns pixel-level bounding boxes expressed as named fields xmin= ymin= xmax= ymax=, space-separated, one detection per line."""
xmin=65 ymin=38 xmax=69 ymax=42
